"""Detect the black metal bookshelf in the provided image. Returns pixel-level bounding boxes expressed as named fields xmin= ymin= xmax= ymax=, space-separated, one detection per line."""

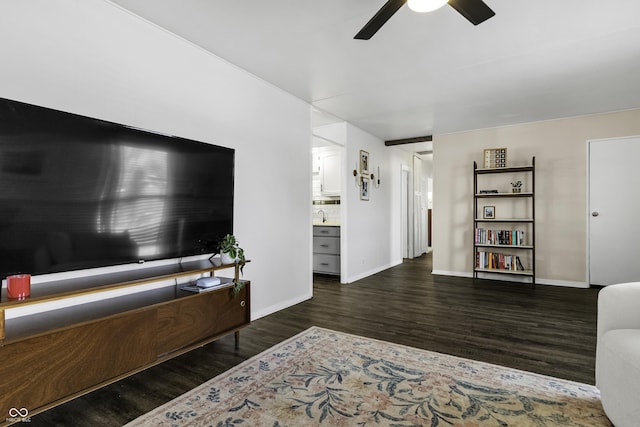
xmin=473 ymin=157 xmax=535 ymax=285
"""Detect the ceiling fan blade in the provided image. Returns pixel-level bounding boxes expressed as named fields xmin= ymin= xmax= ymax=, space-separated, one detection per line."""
xmin=448 ymin=0 xmax=495 ymax=25
xmin=354 ymin=0 xmax=407 ymax=40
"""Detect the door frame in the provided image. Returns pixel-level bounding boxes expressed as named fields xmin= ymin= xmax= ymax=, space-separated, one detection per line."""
xmin=401 ymin=165 xmax=413 ymax=259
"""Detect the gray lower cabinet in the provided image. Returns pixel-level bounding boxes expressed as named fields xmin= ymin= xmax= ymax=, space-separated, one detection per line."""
xmin=313 ymin=225 xmax=340 ymax=275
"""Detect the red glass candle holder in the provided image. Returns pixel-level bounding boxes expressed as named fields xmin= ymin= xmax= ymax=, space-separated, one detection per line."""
xmin=7 ymin=274 xmax=31 ymax=299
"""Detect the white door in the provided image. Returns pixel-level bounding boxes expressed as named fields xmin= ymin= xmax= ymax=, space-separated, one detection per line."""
xmin=589 ymin=136 xmax=640 ymax=285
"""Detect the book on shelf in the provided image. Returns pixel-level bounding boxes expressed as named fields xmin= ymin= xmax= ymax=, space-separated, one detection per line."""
xmin=180 ymin=277 xmax=233 ymax=293
xmin=476 ymin=251 xmax=525 ymax=271
xmin=475 ymin=228 xmax=525 ymax=246
xmin=181 ymin=284 xmax=225 ymax=293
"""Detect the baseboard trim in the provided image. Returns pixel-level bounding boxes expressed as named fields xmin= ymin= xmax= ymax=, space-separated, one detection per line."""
xmin=346 ymin=260 xmax=402 ymax=284
xmin=391 ymin=258 xmax=404 ymax=268
xmin=431 ymin=270 xmax=588 ymax=288
xmin=534 ymin=278 xmax=588 ymax=288
xmin=251 ymin=291 xmax=313 ymax=321
xmin=432 ymin=270 xmax=473 ymax=278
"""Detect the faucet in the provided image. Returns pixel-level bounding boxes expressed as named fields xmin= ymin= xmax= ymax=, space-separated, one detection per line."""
xmin=316 ymin=209 xmax=327 ymax=223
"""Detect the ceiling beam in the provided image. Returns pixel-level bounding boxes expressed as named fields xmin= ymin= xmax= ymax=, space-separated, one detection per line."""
xmin=384 ymin=135 xmax=432 ymax=146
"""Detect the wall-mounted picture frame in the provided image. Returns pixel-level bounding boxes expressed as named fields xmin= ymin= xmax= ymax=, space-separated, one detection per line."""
xmin=360 ymin=150 xmax=369 ymax=175
xmin=483 ymin=205 xmax=495 ymax=219
xmin=360 ymin=176 xmax=370 ymax=201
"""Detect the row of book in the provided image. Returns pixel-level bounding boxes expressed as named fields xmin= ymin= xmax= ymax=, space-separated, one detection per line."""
xmin=476 ymin=251 xmax=526 ymax=271
xmin=475 ymin=228 xmax=525 ymax=246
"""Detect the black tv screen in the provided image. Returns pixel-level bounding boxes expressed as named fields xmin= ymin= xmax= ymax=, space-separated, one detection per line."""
xmin=0 ymin=97 xmax=234 ymax=279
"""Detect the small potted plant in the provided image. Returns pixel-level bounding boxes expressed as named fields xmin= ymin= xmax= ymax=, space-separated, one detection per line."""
xmin=510 ymin=180 xmax=523 ymax=193
xmin=218 ymin=234 xmax=246 ymax=295
xmin=218 ymin=234 xmax=245 ymax=265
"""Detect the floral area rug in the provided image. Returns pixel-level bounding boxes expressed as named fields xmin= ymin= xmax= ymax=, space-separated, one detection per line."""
xmin=126 ymin=326 xmax=611 ymax=426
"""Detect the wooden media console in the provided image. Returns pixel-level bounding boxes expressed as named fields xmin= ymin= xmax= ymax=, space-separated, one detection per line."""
xmin=0 ymin=259 xmax=250 ymax=422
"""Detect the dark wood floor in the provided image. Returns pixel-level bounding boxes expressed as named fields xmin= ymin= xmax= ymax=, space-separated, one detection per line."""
xmin=33 ymin=253 xmax=601 ymax=426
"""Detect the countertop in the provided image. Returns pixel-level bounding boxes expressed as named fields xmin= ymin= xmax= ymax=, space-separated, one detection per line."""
xmin=313 ymin=222 xmax=340 ymax=227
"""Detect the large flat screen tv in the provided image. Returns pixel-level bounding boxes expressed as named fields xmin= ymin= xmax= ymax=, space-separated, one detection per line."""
xmin=0 ymin=97 xmax=234 ymax=280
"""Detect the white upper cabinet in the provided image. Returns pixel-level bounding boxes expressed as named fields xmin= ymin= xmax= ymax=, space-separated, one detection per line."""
xmin=320 ymin=150 xmax=341 ymax=196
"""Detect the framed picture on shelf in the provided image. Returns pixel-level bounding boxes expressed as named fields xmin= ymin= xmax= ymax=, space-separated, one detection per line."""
xmin=360 ymin=176 xmax=370 ymax=201
xmin=359 ymin=150 xmax=369 ymax=175
xmin=483 ymin=206 xmax=495 ymax=219
xmin=483 ymin=148 xmax=507 ymax=168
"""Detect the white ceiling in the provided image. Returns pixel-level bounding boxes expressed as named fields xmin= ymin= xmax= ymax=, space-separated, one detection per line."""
xmin=111 ymin=0 xmax=640 ymax=143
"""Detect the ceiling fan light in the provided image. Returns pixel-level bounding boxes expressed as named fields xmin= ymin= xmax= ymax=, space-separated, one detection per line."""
xmin=407 ymin=0 xmax=449 ymax=13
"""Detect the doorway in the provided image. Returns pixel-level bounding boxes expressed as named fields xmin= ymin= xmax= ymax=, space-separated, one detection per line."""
xmin=588 ymin=136 xmax=640 ymax=285
xmin=402 ymin=153 xmax=433 ymax=259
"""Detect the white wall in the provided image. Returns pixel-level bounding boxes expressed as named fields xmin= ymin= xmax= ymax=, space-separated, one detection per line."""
xmin=313 ymin=123 xmax=347 ymax=146
xmin=432 ymin=109 xmax=640 ymax=287
xmin=343 ymin=124 xmax=405 ymax=282
xmin=0 ymin=0 xmax=313 ymax=319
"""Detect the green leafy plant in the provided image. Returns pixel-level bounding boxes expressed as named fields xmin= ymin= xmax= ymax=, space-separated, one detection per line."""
xmin=218 ymin=234 xmax=246 ymax=296
xmin=231 ymin=281 xmax=244 ymax=296
xmin=511 ymin=180 xmax=523 ymax=188
xmin=219 ymin=234 xmax=245 ymax=264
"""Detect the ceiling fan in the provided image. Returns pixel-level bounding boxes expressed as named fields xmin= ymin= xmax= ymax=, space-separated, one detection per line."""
xmin=354 ymin=0 xmax=495 ymax=40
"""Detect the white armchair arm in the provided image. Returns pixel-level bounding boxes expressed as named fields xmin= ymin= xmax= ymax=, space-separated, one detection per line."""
xmin=597 ymin=282 xmax=640 ymax=339
xmin=596 ymin=282 xmax=640 ymax=427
